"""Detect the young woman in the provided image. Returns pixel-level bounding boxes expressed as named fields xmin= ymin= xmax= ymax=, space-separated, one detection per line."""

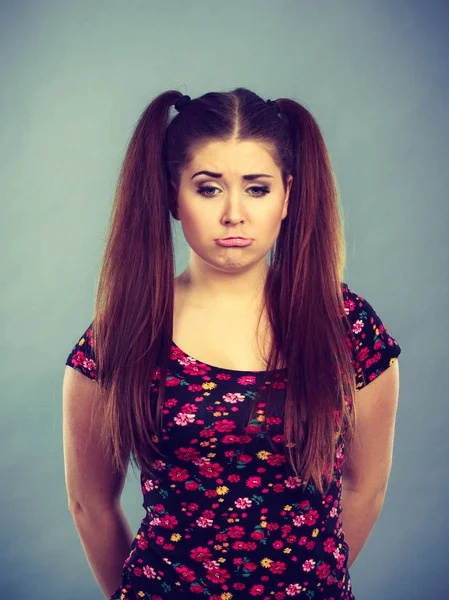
xmin=63 ymin=88 xmax=402 ymax=600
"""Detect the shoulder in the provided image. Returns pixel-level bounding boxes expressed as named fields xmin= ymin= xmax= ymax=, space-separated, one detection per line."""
xmin=65 ymin=321 xmax=97 ymax=381
xmin=340 ymin=282 xmax=402 ymax=389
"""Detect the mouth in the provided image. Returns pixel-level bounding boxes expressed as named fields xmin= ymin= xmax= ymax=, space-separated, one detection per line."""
xmin=215 ymin=237 xmax=253 ymax=247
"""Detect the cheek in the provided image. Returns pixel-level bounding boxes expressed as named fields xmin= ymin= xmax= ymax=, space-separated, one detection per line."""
xmin=179 ymin=206 xmax=215 ymax=238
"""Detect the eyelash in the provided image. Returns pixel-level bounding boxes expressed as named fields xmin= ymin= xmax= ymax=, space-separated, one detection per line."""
xmin=196 ymin=185 xmax=270 ymax=198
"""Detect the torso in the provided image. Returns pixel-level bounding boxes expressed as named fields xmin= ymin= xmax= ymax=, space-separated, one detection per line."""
xmin=173 ymin=276 xmax=286 ymax=372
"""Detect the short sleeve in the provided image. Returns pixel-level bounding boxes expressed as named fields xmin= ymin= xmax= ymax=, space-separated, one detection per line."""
xmin=341 ymin=282 xmax=402 ymax=390
xmin=65 ymin=321 xmax=97 ymax=381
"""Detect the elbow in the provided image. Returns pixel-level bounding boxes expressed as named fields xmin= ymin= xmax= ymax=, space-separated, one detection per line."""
xmin=68 ymin=499 xmax=85 ymax=517
xmin=68 ymin=497 xmax=120 ymax=521
xmin=342 ymin=478 xmax=389 ymax=506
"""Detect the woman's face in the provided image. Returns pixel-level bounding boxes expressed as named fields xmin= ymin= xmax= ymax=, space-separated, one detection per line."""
xmin=172 ymin=138 xmax=293 ymax=274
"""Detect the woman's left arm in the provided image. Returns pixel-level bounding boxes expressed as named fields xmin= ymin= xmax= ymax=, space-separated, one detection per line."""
xmin=340 ymin=360 xmax=401 ymax=569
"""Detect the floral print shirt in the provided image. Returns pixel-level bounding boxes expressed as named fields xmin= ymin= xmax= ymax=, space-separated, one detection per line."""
xmin=65 ymin=282 xmax=402 ymax=600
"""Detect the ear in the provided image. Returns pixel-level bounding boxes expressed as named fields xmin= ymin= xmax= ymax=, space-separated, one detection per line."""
xmin=281 ymin=175 xmax=293 ymax=220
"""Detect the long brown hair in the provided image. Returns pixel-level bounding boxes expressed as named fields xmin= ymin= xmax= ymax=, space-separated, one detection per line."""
xmin=92 ymin=88 xmax=357 ymax=496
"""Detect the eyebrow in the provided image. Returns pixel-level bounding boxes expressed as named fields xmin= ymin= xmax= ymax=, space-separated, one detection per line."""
xmin=191 ymin=170 xmax=274 ymax=181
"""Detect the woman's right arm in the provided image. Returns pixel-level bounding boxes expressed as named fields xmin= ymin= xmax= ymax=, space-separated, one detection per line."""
xmin=62 ymin=366 xmax=134 ymax=598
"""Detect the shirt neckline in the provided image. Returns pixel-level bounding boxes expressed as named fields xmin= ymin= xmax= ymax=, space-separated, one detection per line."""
xmin=171 ymin=339 xmax=288 ymax=375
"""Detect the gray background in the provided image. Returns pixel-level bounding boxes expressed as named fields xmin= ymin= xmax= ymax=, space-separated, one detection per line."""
xmin=1 ymin=1 xmax=447 ymax=598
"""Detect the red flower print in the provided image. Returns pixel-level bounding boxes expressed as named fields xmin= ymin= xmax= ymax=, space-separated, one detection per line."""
xmin=175 ymin=447 xmax=201 ymax=461
xmin=239 ymin=454 xmax=253 ymax=463
xmin=269 ymin=561 xmax=287 ymax=574
xmin=246 ymin=424 xmax=263 ymax=434
xmin=306 ymin=540 xmax=315 ymax=550
xmin=181 ymin=403 xmax=199 ymax=413
xmin=356 ymin=346 xmax=370 ymax=362
xmin=183 ymin=362 xmax=212 ymax=376
xmin=246 ymin=476 xmax=262 ymax=488
xmin=137 ymin=538 xmax=149 ymax=550
xmin=168 ymin=466 xmax=189 ymax=482
xmin=316 ymin=562 xmax=331 ymax=579
xmin=228 ymin=525 xmax=246 ymax=539
xmin=236 ymin=374 xmax=257 ymax=386
xmin=185 ymin=481 xmax=199 ymax=491
xmin=266 ymin=416 xmax=282 ymax=425
xmin=187 ymin=383 xmax=204 ymax=391
xmin=59 ymin=291 xmax=373 ymax=599
xmin=165 ymin=398 xmax=178 ymax=408
xmin=175 ymin=565 xmax=196 ymax=582
xmin=198 ymin=462 xmax=224 ymax=478
xmin=190 ymin=546 xmax=213 ymax=562
xmin=159 ymin=514 xmax=178 ymax=529
xmin=205 ymin=567 xmax=231 ymax=584
xmin=267 ymin=454 xmax=285 ymax=466
xmin=215 ymin=419 xmax=237 ymax=433
xmin=285 ymin=476 xmax=303 ymax=490
xmin=199 ymin=428 xmax=215 ymax=438
xmin=323 ymin=537 xmax=336 ymax=553
xmin=216 ymin=372 xmax=232 ymax=380
xmin=304 ymin=509 xmax=319 ymax=526
xmin=222 ymin=434 xmax=241 ymax=444
xmin=70 ymin=350 xmax=96 ymax=373
xmin=272 ymin=380 xmax=286 ymax=390
xmin=249 ymin=583 xmax=264 ymax=595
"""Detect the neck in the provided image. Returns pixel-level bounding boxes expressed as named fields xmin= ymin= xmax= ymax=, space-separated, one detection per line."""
xmin=176 ymin=261 xmax=269 ymax=311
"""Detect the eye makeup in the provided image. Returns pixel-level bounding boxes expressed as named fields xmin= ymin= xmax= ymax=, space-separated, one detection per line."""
xmin=196 ymin=185 xmax=270 ymax=198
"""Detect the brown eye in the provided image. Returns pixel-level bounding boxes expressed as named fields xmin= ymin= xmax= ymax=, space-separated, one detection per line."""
xmin=197 ymin=186 xmax=218 ymax=197
xmin=196 ymin=186 xmax=270 ymax=197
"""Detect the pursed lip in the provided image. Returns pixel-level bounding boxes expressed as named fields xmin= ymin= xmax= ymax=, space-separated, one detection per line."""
xmin=218 ymin=237 xmax=251 ymax=240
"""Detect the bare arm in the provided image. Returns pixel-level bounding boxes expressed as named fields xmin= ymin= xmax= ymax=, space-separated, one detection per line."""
xmin=63 ymin=366 xmax=134 ymax=598
xmin=341 ymin=360 xmax=400 ymax=568
xmin=71 ymin=504 xmax=134 ymax=598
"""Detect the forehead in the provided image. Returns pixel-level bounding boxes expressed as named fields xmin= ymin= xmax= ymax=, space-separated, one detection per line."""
xmin=188 ymin=139 xmax=277 ymax=170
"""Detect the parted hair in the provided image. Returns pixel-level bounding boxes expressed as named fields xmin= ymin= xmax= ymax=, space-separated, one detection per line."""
xmin=91 ymin=87 xmax=357 ymax=496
